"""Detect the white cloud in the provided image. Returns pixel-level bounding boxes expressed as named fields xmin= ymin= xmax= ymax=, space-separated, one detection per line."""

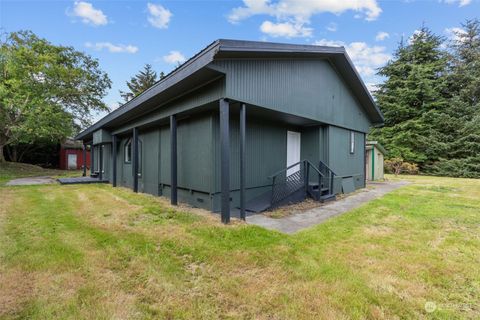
xmin=228 ymin=0 xmax=382 ymax=24
xmin=260 ymin=21 xmax=312 ymax=38
xmin=375 ymin=31 xmax=389 ymax=41
xmin=163 ymin=51 xmax=186 ymax=64
xmin=314 ymin=39 xmax=390 ymax=78
xmin=228 ymin=0 xmax=381 ymax=38
xmin=445 ymin=27 xmax=467 ymax=42
xmin=314 ymin=39 xmax=345 ymax=47
xmin=441 ymin=0 xmax=472 ymax=7
xmin=326 ymin=22 xmax=337 ymax=32
xmin=407 ymin=29 xmax=423 ymax=44
xmin=85 ymin=42 xmax=139 ymax=53
xmin=71 ymin=1 xmax=108 ymax=26
xmin=147 ymin=3 xmax=172 ymax=29
xmin=365 ymin=82 xmax=379 ymax=94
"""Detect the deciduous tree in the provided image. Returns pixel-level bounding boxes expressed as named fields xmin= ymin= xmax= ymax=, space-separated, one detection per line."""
xmin=0 ymin=31 xmax=111 ymax=162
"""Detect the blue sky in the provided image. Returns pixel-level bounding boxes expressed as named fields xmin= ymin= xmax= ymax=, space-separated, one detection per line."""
xmin=1 ymin=0 xmax=479 ymax=121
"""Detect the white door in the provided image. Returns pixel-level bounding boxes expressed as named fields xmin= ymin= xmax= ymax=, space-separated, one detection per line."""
xmin=67 ymin=154 xmax=77 ymax=170
xmin=286 ymin=131 xmax=301 ymax=176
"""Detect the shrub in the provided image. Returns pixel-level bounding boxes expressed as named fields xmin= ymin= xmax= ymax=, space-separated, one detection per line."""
xmin=385 ymin=158 xmax=419 ymax=176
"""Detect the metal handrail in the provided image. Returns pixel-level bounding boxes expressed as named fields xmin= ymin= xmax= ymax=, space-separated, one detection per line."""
xmin=268 ymin=159 xmax=324 ymax=180
xmin=318 ymin=160 xmax=337 ymax=176
xmin=318 ymin=160 xmax=336 ymax=194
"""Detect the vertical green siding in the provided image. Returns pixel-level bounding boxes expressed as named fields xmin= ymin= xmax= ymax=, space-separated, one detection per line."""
xmin=139 ymin=129 xmax=160 ymax=195
xmin=319 ymin=126 xmax=329 ymax=164
xmin=158 ymin=114 xmax=214 ymax=210
xmin=213 ymin=114 xmax=288 ymax=193
xmin=93 ymin=145 xmax=100 ymax=172
xmin=112 ymin=79 xmax=225 ymax=135
xmin=93 ymin=129 xmax=112 ymax=144
xmin=214 ymin=59 xmax=370 ymax=133
xmin=301 ymin=126 xmax=321 ymax=183
xmin=102 ymin=144 xmax=111 ymax=181
xmin=328 ymin=126 xmax=366 ymax=191
xmin=159 ymin=113 xmax=214 ymax=193
xmin=212 ymin=113 xmax=292 ymax=211
xmin=301 ymin=127 xmax=320 ymax=164
xmin=178 ymin=114 xmax=213 ymax=191
xmin=159 ymin=125 xmax=170 ymax=187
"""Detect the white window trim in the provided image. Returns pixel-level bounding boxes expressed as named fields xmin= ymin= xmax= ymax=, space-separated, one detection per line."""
xmin=124 ymin=139 xmax=132 ymax=163
xmin=350 ymin=131 xmax=355 ymax=154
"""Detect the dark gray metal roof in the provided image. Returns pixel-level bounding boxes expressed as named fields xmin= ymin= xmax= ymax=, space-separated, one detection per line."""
xmin=76 ymin=39 xmax=383 ymax=140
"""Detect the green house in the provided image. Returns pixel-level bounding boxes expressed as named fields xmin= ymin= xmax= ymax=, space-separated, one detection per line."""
xmin=75 ymin=39 xmax=384 ymax=223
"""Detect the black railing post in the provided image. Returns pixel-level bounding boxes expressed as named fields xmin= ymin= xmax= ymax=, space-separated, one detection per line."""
xmin=330 ymin=172 xmax=334 ymax=194
xmin=82 ymin=143 xmax=87 ymax=177
xmin=133 ymin=127 xmax=139 ymax=193
xmin=219 ymin=99 xmax=230 ymax=224
xmin=240 ymin=103 xmax=246 ymax=221
xmin=99 ymin=144 xmax=103 ymax=181
xmin=90 ymin=143 xmax=94 ymax=176
xmin=271 ymin=176 xmax=276 ymax=205
xmin=112 ymin=135 xmax=117 ymax=187
xmin=304 ymin=161 xmax=309 ymax=195
xmin=170 ymin=115 xmax=177 ymax=205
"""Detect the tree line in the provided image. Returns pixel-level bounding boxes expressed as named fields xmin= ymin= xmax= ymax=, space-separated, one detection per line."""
xmin=1 ymin=24 xmax=479 ymax=177
xmin=370 ymin=20 xmax=480 ymax=178
xmin=0 ymin=31 xmax=162 ymax=163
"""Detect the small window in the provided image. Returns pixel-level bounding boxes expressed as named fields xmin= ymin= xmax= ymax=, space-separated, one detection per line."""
xmin=124 ymin=139 xmax=132 ymax=163
xmin=350 ymin=131 xmax=355 ymax=154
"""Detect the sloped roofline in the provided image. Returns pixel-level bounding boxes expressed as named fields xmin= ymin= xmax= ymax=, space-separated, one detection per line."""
xmin=366 ymin=140 xmax=387 ymax=155
xmin=76 ymin=39 xmax=383 ymax=140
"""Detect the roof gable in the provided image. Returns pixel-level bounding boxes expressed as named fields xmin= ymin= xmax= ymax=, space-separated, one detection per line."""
xmin=76 ymin=39 xmax=383 ymax=140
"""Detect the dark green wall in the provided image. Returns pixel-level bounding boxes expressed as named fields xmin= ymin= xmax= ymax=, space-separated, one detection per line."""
xmin=139 ymin=129 xmax=160 ymax=196
xmin=327 ymin=126 xmax=366 ymax=192
xmin=93 ymin=129 xmax=112 ymax=145
xmin=214 ymin=59 xmax=371 ymax=133
xmin=212 ymin=114 xmax=300 ymax=211
xmin=112 ymin=79 xmax=224 ymax=136
xmin=158 ymin=113 xmax=215 ymax=210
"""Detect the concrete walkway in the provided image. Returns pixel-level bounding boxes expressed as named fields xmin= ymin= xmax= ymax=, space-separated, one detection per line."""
xmin=6 ymin=176 xmax=57 ymax=186
xmin=246 ymin=181 xmax=410 ymax=234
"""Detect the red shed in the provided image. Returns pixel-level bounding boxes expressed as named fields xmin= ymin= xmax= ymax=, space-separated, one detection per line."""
xmin=59 ymin=139 xmax=90 ymax=170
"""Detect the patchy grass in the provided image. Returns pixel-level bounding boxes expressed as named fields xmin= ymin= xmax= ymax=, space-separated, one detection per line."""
xmin=0 ymin=175 xmax=479 ymax=319
xmin=0 ymin=162 xmax=80 ymax=186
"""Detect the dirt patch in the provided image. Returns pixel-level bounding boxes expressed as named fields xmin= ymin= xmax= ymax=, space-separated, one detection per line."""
xmin=363 ymin=225 xmax=393 ymax=237
xmin=265 ymin=198 xmax=324 ymax=218
xmin=75 ymin=189 xmax=142 ymax=230
xmin=0 ymin=268 xmax=34 ymax=316
xmin=264 ymin=188 xmax=371 ymax=219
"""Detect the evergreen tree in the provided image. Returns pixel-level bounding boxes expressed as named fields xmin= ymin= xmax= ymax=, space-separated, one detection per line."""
xmin=120 ymin=64 xmax=164 ymax=103
xmin=427 ymin=19 xmax=480 ymax=177
xmin=370 ymin=27 xmax=451 ymax=167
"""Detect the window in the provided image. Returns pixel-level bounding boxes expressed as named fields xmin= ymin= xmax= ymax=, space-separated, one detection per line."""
xmin=350 ymin=131 xmax=355 ymax=154
xmin=124 ymin=138 xmax=142 ymax=176
xmin=124 ymin=139 xmax=132 ymax=163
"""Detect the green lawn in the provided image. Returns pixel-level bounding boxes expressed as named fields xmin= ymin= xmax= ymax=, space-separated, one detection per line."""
xmin=0 ymin=171 xmax=479 ymax=319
